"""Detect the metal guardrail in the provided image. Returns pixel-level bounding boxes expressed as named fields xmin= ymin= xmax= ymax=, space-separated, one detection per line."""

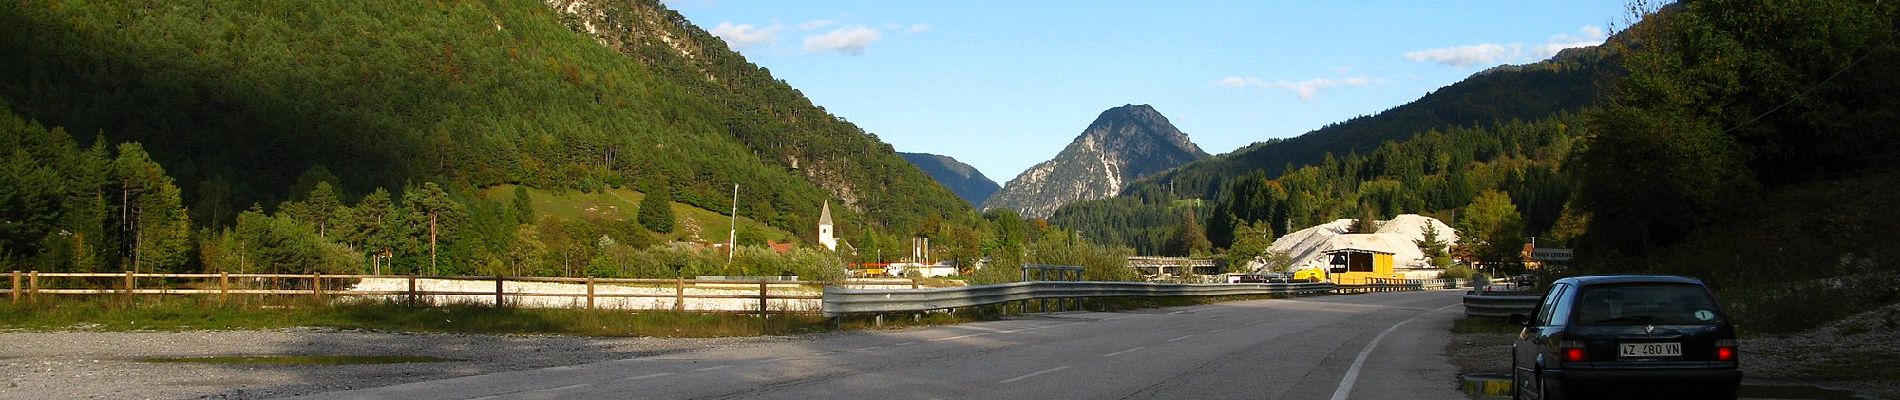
xmin=823 ymin=281 xmax=1338 ymax=317
xmin=1462 ymin=293 xmax=1541 ymax=317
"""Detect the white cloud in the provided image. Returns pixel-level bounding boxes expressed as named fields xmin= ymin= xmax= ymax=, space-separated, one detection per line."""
xmin=803 ymin=25 xmax=883 ymax=55
xmin=1534 ymin=25 xmax=1609 ymax=58
xmin=1403 ymin=43 xmax=1515 ymax=68
xmin=1404 ymin=25 xmax=1608 ymax=68
xmin=1216 ymin=75 xmax=1372 ymax=100
xmin=798 ymin=19 xmax=835 ymax=30
xmin=907 ymin=23 xmax=932 ymax=34
xmin=709 ymin=22 xmax=780 ymax=50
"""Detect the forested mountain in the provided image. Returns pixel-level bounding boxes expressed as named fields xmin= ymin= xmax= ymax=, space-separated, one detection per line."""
xmin=1125 ymin=45 xmax=1620 ymax=202
xmin=898 ymin=152 xmax=1000 ymax=207
xmin=984 ymin=105 xmax=1208 ymax=219
xmin=1051 ymin=115 xmax=1579 ymax=257
xmin=1049 ymin=41 xmax=1619 ymax=256
xmin=0 ymin=0 xmax=967 ymax=238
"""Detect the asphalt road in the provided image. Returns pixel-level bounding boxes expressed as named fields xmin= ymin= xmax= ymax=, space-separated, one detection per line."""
xmin=291 ymin=290 xmax=1469 ymax=400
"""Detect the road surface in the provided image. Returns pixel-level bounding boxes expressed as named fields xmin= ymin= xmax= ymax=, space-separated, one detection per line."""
xmin=292 ymin=290 xmax=1469 ymax=399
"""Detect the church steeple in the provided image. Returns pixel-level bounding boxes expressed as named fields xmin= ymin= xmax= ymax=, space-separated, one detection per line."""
xmin=818 ymin=201 xmax=837 ymax=251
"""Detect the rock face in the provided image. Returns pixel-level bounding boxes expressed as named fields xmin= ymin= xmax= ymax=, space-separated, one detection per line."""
xmin=899 ymin=152 xmax=1001 ymax=207
xmin=983 ymin=104 xmax=1208 ymax=218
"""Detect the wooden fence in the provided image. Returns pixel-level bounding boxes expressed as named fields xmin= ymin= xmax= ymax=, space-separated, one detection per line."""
xmin=5 ymin=271 xmax=827 ymax=314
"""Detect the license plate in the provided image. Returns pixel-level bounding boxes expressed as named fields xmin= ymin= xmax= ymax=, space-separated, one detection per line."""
xmin=1619 ymin=342 xmax=1682 ymax=358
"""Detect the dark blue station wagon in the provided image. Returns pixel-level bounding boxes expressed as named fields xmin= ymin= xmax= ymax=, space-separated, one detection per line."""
xmin=1510 ymin=275 xmax=1742 ymax=400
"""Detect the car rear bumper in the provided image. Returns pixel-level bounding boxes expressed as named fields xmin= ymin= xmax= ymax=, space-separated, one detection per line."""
xmin=1546 ymin=368 xmax=1741 ymax=398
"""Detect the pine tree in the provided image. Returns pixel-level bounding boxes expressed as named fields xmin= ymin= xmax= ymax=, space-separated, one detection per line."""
xmin=637 ymin=183 xmax=675 ymax=234
xmin=511 ymin=185 xmax=535 ymax=225
xmin=113 ymin=143 xmax=192 ymax=274
xmin=404 ymin=182 xmax=465 ymax=275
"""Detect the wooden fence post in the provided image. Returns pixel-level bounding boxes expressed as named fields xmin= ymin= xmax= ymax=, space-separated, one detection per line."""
xmin=219 ymin=272 xmax=229 ymax=303
xmin=10 ymin=271 xmax=18 ymax=304
xmin=313 ymin=272 xmax=324 ymax=297
xmin=494 ymin=275 xmax=504 ymax=308
xmin=123 ymin=270 xmax=134 ymax=300
xmin=27 ymin=271 xmax=38 ymax=301
xmin=758 ymin=281 xmax=769 ymax=318
xmin=585 ymin=276 xmax=595 ymax=310
xmin=407 ymin=274 xmax=418 ymax=306
xmin=674 ymin=277 xmax=685 ymax=312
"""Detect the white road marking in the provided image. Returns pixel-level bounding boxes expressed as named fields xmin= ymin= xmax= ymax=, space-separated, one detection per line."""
xmin=541 ymin=383 xmax=590 ymax=391
xmin=1167 ymin=335 xmax=1194 ymax=342
xmin=893 ymin=341 xmax=916 ymax=346
xmin=999 ymin=365 xmax=1071 ymax=384
xmin=1209 ymin=328 xmax=1225 ymax=333
xmin=763 ymin=356 xmax=797 ymax=362
xmin=1330 ymin=309 xmax=1439 ymax=400
xmin=694 ymin=365 xmax=732 ymax=372
xmin=1103 ymin=346 xmax=1147 ymax=357
xmin=621 ymin=372 xmax=675 ymax=381
xmin=931 ymin=332 xmax=991 ymax=341
xmin=853 ymin=346 xmax=883 ymax=351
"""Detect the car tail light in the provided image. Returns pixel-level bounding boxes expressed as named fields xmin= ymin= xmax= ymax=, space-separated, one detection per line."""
xmin=1559 ymin=340 xmax=1587 ymax=363
xmin=1715 ymin=339 xmax=1737 ymax=361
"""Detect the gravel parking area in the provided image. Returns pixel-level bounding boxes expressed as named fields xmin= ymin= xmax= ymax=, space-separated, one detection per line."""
xmin=0 ymin=328 xmax=786 ymax=399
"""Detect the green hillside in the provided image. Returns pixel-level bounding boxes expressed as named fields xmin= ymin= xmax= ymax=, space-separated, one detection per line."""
xmin=0 ymin=0 xmax=967 ymax=237
xmin=481 ymin=185 xmax=797 ymax=245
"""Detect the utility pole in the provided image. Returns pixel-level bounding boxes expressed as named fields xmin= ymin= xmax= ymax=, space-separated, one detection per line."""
xmin=728 ymin=183 xmax=738 ymax=263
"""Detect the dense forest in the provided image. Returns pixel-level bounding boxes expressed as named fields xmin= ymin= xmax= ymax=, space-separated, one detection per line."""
xmin=1131 ymin=43 xmax=1619 ymax=204
xmin=1566 ymin=0 xmax=1900 ymax=332
xmin=0 ymin=0 xmax=966 ymax=244
xmin=0 ymin=0 xmax=1157 ymax=281
xmin=2 ymin=102 xmax=1139 ymax=281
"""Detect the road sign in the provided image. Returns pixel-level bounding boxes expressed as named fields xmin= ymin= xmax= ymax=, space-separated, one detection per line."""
xmin=1531 ymin=248 xmax=1574 ymax=261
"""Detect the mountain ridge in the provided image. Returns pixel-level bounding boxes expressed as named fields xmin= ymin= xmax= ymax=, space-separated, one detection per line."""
xmin=898 ymin=152 xmax=1000 ymax=207
xmin=984 ymin=104 xmax=1208 ymax=218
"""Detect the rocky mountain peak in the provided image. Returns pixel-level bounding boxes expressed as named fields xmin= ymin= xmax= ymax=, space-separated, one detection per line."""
xmin=983 ymin=104 xmax=1209 ymax=218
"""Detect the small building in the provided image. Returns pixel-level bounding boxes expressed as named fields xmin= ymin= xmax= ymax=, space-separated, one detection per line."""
xmin=1305 ymin=234 xmax=1402 ymax=283
xmin=1320 ymin=247 xmax=1397 ymax=283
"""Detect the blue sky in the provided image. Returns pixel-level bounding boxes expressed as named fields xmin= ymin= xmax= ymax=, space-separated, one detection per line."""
xmin=667 ymin=1 xmax=1634 ymax=183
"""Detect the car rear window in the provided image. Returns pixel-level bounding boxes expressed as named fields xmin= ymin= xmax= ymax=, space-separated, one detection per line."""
xmin=1572 ymin=283 xmax=1724 ymax=326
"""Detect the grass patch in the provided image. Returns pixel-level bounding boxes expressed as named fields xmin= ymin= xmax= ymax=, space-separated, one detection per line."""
xmin=143 ymin=355 xmax=459 ymax=366
xmin=483 ymin=184 xmax=795 ymax=244
xmin=0 ymin=296 xmax=829 ymax=337
xmin=1452 ymin=316 xmax=1525 ymax=334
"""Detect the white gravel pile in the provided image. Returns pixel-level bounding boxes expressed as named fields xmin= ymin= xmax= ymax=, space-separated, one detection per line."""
xmin=1267 ymin=214 xmax=1459 ymax=274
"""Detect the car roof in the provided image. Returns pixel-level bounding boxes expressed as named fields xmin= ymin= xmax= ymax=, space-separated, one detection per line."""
xmin=1554 ymin=274 xmax=1706 ymax=287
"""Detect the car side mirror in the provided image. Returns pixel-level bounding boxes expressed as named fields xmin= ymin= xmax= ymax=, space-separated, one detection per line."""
xmin=1508 ymin=314 xmax=1533 ymax=327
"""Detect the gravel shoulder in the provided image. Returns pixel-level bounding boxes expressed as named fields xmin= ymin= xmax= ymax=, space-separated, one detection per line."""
xmin=1444 ymin=303 xmax=1900 ymax=399
xmin=0 ymin=327 xmax=789 ymax=399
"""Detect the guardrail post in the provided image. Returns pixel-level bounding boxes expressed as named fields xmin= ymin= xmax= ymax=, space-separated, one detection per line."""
xmin=10 ymin=271 xmax=18 ymax=304
xmin=494 ymin=275 xmax=505 ymax=308
xmin=674 ymin=277 xmax=685 ymax=312
xmin=219 ymin=272 xmax=229 ymax=303
xmin=406 ymin=274 xmax=418 ymax=306
xmin=585 ymin=276 xmax=595 ymax=310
